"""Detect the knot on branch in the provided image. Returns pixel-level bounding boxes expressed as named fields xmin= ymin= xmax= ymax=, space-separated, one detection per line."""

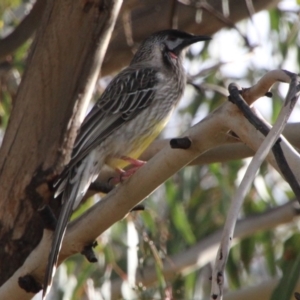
xmin=89 ymin=181 xmax=114 ymax=194
xmin=265 ymin=91 xmax=273 ymax=98
xmin=130 ymin=204 xmax=145 ymax=212
xmin=170 ymin=137 xmax=192 ymax=149
xmin=38 ymin=205 xmax=57 ymax=231
xmin=81 ymin=241 xmax=98 ymax=263
xmin=18 ymin=275 xmax=42 ymax=293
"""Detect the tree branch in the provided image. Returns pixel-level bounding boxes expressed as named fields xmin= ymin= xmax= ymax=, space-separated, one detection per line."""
xmin=211 ymin=71 xmax=300 ymax=299
xmin=1 ymin=69 xmax=299 ymax=299
xmin=140 ymin=123 xmax=300 ymax=165
xmin=109 ymin=201 xmax=300 ymax=299
xmin=224 ymin=278 xmax=300 ymax=300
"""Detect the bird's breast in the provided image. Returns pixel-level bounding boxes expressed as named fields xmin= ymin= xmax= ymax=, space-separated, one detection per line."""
xmin=104 ymin=72 xmax=185 ymax=171
xmin=105 ymin=110 xmax=173 ymax=170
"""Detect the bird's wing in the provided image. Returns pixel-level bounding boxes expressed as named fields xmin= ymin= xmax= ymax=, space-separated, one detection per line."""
xmin=43 ymin=67 xmax=159 ymax=298
xmin=55 ymin=66 xmax=158 ymax=189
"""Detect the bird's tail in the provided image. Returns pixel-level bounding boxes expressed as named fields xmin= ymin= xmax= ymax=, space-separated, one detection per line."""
xmin=43 ymin=152 xmax=103 ymax=298
xmin=42 ymin=176 xmax=82 ymax=298
xmin=42 ymin=164 xmax=90 ymax=298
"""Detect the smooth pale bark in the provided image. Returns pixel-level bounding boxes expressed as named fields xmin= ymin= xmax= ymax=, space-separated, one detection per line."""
xmin=1 ymin=70 xmax=299 ymax=300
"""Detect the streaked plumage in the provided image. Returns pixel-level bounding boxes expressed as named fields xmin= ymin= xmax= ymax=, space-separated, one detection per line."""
xmin=43 ymin=29 xmax=210 ymax=297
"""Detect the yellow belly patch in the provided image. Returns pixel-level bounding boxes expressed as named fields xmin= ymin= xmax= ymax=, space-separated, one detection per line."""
xmin=106 ymin=116 xmax=170 ymax=170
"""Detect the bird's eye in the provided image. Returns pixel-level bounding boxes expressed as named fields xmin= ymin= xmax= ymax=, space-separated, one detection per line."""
xmin=168 ymin=36 xmax=176 ymax=41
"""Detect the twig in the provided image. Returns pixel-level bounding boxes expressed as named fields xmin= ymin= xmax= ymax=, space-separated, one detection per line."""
xmin=221 ymin=0 xmax=230 ymax=17
xmin=169 ymin=0 xmax=178 ymax=29
xmin=241 ymin=69 xmax=293 ymax=105
xmin=210 ymin=73 xmax=300 ymax=299
xmin=197 ymin=1 xmax=252 ymax=48
xmin=272 ymin=141 xmax=300 ymax=201
xmin=228 ymin=86 xmax=300 ymax=200
xmin=245 ymin=0 xmax=256 ymax=19
xmin=122 ymin=9 xmax=134 ymax=48
xmin=190 ymin=82 xmax=229 ymax=96
xmin=228 ymin=87 xmax=270 ymax=135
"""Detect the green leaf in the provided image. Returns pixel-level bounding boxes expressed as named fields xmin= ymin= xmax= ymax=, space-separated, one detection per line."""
xmin=227 ymin=246 xmax=241 ymax=289
xmin=240 ymin=237 xmax=255 ymax=272
xmin=262 ymin=231 xmax=277 ymax=276
xmin=271 ymin=234 xmax=300 ymax=300
xmin=184 ymin=272 xmax=196 ymax=299
xmin=269 ymin=9 xmax=280 ymax=31
xmin=270 ymin=253 xmax=300 ymax=300
xmin=172 ymin=202 xmax=196 ymax=245
xmin=141 ymin=209 xmax=157 ymax=236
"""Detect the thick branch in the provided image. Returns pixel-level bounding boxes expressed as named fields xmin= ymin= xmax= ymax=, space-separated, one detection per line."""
xmin=140 ymin=122 xmax=300 ymax=164
xmin=1 ymin=70 xmax=299 ymax=299
xmin=89 ymin=122 xmax=300 ymax=200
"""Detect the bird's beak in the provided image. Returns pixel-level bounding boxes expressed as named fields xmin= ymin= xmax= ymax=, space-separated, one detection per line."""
xmin=173 ymin=35 xmax=211 ymax=54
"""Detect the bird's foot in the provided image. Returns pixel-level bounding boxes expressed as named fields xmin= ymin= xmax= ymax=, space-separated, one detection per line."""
xmin=109 ymin=157 xmax=146 ymax=185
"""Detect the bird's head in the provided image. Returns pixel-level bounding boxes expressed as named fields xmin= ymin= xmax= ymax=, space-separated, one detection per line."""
xmin=131 ymin=29 xmax=211 ymax=68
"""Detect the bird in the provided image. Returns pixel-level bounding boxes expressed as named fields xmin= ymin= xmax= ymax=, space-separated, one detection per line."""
xmin=43 ymin=29 xmax=211 ymax=297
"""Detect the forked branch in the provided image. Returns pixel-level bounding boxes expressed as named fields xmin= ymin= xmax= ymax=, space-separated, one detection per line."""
xmin=1 ymin=70 xmax=299 ymax=300
xmin=210 ymin=70 xmax=300 ymax=300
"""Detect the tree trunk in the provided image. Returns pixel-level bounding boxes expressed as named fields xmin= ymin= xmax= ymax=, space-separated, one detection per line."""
xmin=0 ymin=0 xmax=122 ymax=286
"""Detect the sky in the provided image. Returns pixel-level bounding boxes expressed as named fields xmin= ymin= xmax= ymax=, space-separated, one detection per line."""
xmin=163 ymin=0 xmax=300 ymax=138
